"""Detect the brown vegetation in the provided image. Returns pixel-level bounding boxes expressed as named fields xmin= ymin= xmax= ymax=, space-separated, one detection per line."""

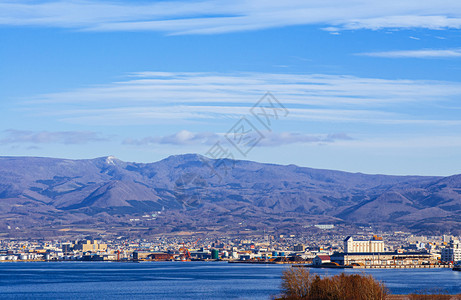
xmin=279 ymin=267 xmax=388 ymax=300
xmin=407 ymin=290 xmax=461 ymax=300
xmin=388 ymin=295 xmax=461 ymax=300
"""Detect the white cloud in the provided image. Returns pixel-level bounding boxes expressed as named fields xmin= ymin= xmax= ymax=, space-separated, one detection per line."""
xmin=359 ymin=49 xmax=461 ymax=58
xmin=122 ymin=130 xmax=353 ymax=147
xmin=338 ymin=134 xmax=461 ymax=149
xmin=0 ymin=129 xmax=107 ymax=144
xmin=257 ymin=132 xmax=353 ymax=146
xmin=123 ymin=130 xmax=219 ymax=146
xmin=2 ymin=1 xmax=461 ymax=34
xmin=337 ymin=15 xmax=461 ymax=31
xmin=29 ymin=71 xmax=461 ymax=106
xmin=23 ymin=71 xmax=461 ymax=126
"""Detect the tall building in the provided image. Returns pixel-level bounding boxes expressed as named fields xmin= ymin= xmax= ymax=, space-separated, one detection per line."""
xmin=441 ymin=239 xmax=461 ymax=263
xmin=344 ymin=235 xmax=385 ymax=253
xmin=61 ymin=243 xmax=73 ymax=255
xmin=73 ymin=240 xmax=107 ymax=252
xmin=293 ymin=244 xmax=305 ymax=252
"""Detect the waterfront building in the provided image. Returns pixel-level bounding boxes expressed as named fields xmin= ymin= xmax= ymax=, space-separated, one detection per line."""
xmin=344 ymin=235 xmax=385 ymax=253
xmin=148 ymin=253 xmax=174 ymax=260
xmin=331 ymin=252 xmax=437 ymax=267
xmin=313 ymin=255 xmax=331 ymax=265
xmin=73 ymin=240 xmax=107 ymax=252
xmin=441 ymin=239 xmax=461 ymax=263
xmin=133 ymin=251 xmax=150 ymax=260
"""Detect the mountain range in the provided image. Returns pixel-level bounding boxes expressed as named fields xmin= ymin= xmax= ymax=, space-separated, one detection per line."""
xmin=0 ymin=154 xmax=460 ymax=237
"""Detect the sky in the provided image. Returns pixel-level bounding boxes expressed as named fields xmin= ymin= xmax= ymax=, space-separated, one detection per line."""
xmin=1 ymin=0 xmax=461 ymax=176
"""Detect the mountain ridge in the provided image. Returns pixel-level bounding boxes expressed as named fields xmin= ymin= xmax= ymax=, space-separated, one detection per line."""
xmin=0 ymin=154 xmax=459 ymax=236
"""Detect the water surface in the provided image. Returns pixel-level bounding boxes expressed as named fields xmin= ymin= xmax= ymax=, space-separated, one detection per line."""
xmin=0 ymin=262 xmax=459 ymax=299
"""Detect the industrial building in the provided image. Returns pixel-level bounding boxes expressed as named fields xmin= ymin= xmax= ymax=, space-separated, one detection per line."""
xmin=331 ymin=251 xmax=437 ymax=267
xmin=73 ymin=239 xmax=107 ymax=252
xmin=61 ymin=239 xmax=108 ymax=253
xmin=344 ymin=235 xmax=385 ymax=253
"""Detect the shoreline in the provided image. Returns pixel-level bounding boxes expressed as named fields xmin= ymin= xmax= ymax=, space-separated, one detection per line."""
xmin=0 ymin=259 xmax=456 ymax=268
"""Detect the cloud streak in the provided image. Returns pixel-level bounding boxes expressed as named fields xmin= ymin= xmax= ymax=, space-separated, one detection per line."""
xmin=123 ymin=130 xmax=219 ymax=146
xmin=122 ymin=130 xmax=353 ymax=147
xmin=22 ymin=71 xmax=461 ymax=126
xmin=2 ymin=1 xmax=461 ymax=34
xmin=0 ymin=129 xmax=107 ymax=145
xmin=358 ymin=49 xmax=461 ymax=58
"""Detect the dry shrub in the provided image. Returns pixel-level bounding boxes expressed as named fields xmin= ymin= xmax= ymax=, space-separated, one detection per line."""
xmin=408 ymin=296 xmax=452 ymax=300
xmin=279 ymin=268 xmax=388 ymax=300
xmin=408 ymin=289 xmax=461 ymax=300
xmin=281 ymin=267 xmax=314 ymax=299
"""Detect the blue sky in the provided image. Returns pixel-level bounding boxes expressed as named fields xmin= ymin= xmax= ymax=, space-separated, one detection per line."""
xmin=1 ymin=0 xmax=461 ymax=175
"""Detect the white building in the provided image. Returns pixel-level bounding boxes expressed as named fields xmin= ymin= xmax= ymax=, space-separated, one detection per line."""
xmin=441 ymin=240 xmax=461 ymax=263
xmin=344 ymin=236 xmax=385 ymax=253
xmin=314 ymin=224 xmax=335 ymax=230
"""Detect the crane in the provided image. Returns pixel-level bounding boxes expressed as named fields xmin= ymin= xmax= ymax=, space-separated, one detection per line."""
xmin=179 ymin=247 xmax=191 ymax=260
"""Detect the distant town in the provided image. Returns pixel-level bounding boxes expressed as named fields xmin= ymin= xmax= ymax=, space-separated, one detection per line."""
xmin=1 ymin=226 xmax=460 ymax=271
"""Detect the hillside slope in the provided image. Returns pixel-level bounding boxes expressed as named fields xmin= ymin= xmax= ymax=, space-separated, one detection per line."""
xmin=0 ymin=154 xmax=459 ymax=235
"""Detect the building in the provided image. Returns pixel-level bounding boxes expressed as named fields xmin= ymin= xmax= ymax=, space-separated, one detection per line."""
xmin=293 ymin=244 xmax=305 ymax=252
xmin=148 ymin=253 xmax=174 ymax=261
xmin=133 ymin=251 xmax=150 ymax=260
xmin=344 ymin=236 xmax=384 ymax=253
xmin=314 ymin=224 xmax=335 ymax=230
xmin=441 ymin=240 xmax=461 ymax=263
xmin=331 ymin=252 xmax=436 ymax=267
xmin=73 ymin=240 xmax=107 ymax=252
xmin=190 ymin=250 xmax=211 ymax=260
xmin=313 ymin=255 xmax=331 ymax=265
xmin=61 ymin=243 xmax=73 ymax=255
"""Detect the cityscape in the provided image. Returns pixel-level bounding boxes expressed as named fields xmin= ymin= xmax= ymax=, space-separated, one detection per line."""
xmin=2 ymin=0 xmax=461 ymax=299
xmin=2 ymin=229 xmax=460 ymax=270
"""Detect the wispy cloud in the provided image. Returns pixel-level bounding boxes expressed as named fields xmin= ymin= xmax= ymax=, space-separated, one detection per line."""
xmin=28 ymin=72 xmax=461 ymax=107
xmin=23 ymin=71 xmax=461 ymax=126
xmin=123 ymin=130 xmax=353 ymax=147
xmin=1 ymin=1 xmax=461 ymax=34
xmin=325 ymin=15 xmax=461 ymax=31
xmin=0 ymin=129 xmax=107 ymax=144
xmin=257 ymin=132 xmax=353 ymax=146
xmin=123 ymin=130 xmax=219 ymax=146
xmin=358 ymin=49 xmax=461 ymax=58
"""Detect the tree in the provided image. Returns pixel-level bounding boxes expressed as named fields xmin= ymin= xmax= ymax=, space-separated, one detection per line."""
xmin=279 ymin=268 xmax=388 ymax=300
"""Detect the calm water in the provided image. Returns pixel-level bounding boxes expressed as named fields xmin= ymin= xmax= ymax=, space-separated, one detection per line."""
xmin=0 ymin=262 xmax=460 ymax=299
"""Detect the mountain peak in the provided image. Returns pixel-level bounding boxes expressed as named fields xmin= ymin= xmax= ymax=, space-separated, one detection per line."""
xmin=91 ymin=155 xmax=123 ymax=167
xmin=160 ymin=153 xmax=208 ymax=163
xmin=105 ymin=155 xmax=119 ymax=165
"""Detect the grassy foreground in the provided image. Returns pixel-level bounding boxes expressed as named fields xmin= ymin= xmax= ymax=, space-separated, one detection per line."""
xmin=277 ymin=268 xmax=461 ymax=300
